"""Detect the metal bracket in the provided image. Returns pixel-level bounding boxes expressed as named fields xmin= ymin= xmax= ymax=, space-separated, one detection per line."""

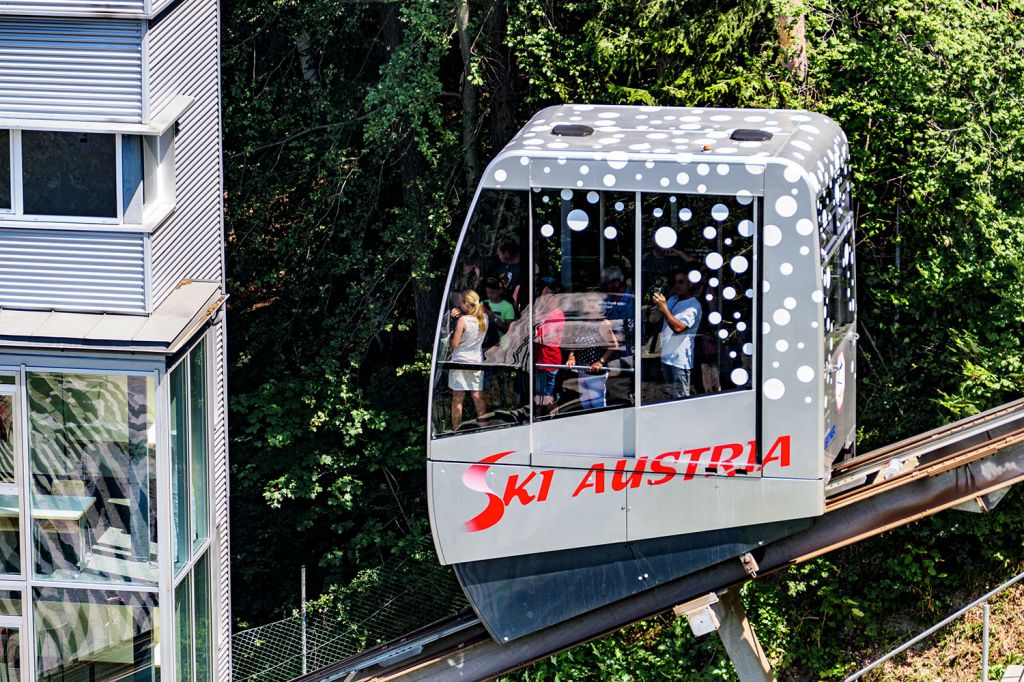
xmin=672 ymin=593 xmax=720 ymax=637
xmin=740 ymin=552 xmax=759 ymax=578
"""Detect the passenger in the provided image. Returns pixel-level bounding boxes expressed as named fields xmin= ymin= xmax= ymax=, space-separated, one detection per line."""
xmin=483 ymin=276 xmax=516 ymax=338
xmin=495 ymin=238 xmax=523 ymax=309
xmin=448 ymin=290 xmax=489 ymax=431
xmin=696 ymin=274 xmax=721 ymax=394
xmin=566 ymin=294 xmax=619 ymax=411
xmin=533 ymin=277 xmax=565 ymax=417
xmin=600 ymin=266 xmax=634 ymax=355
xmin=653 ymin=269 xmax=702 ymax=399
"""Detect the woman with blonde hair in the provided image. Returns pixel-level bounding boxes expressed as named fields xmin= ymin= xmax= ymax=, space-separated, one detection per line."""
xmin=448 ymin=289 xmax=489 ymax=430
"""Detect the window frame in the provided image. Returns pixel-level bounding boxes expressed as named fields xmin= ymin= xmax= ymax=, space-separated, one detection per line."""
xmin=0 ymin=128 xmax=175 ymax=227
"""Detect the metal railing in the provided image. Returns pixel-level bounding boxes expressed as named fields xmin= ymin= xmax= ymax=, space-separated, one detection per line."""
xmin=845 ymin=568 xmax=1024 ymax=681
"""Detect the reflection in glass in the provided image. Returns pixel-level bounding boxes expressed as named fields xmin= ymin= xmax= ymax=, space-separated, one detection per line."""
xmin=35 ymin=587 xmax=158 ymax=681
xmin=170 ymin=362 xmax=190 ymax=574
xmin=0 ymin=627 xmax=18 ymax=682
xmin=0 ymin=394 xmax=17 ymax=575
xmin=0 ymin=591 xmax=19 ymax=616
xmin=432 ymin=190 xmax=530 ymax=437
xmin=175 ymin=578 xmax=192 ymax=682
xmin=532 ymin=189 xmax=635 ymax=417
xmin=640 ymin=194 xmax=755 ymax=405
xmin=189 ymin=341 xmax=209 ymax=554
xmin=28 ymin=373 xmax=157 ymax=584
xmin=22 ymin=132 xmax=116 ymax=218
xmin=194 ymin=552 xmax=212 ymax=681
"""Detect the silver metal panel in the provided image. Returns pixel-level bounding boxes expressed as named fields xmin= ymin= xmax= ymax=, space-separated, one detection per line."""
xmin=637 ymin=391 xmax=757 ymax=476
xmin=626 ymin=474 xmax=822 ymax=542
xmin=759 ymin=162 xmax=827 ymax=480
xmin=0 ymin=18 xmax=143 ymax=123
xmin=429 ymin=425 xmax=530 ymax=466
xmin=430 ymin=460 xmax=627 ymax=564
xmin=0 ymin=228 xmax=146 ymax=313
xmin=148 ymin=0 xmax=224 ymax=307
xmin=0 ymin=1 xmax=145 ymax=15
xmin=533 ymin=409 xmax=634 ymax=463
xmin=212 ymin=316 xmax=232 ymax=680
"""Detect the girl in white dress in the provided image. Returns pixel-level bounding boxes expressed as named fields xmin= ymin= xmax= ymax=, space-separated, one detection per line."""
xmin=448 ymin=289 xmax=489 ymax=430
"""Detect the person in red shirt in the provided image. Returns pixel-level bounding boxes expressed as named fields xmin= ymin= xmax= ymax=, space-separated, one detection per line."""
xmin=533 ymin=277 xmax=565 ymax=417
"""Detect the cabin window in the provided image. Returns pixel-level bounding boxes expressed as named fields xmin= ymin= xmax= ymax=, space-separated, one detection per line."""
xmin=431 ymin=189 xmax=530 ymax=438
xmin=0 ymin=129 xmax=174 ymax=225
xmin=823 ymin=229 xmax=855 ymax=351
xmin=639 ymin=194 xmax=755 ymax=404
xmin=816 ymin=163 xmax=852 ymax=250
xmin=531 ymin=188 xmax=635 ymax=418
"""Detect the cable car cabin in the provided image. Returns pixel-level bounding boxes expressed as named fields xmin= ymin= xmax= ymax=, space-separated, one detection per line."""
xmin=428 ymin=105 xmax=855 ymax=642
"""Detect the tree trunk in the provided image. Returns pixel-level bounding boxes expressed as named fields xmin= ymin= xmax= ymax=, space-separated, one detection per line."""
xmin=776 ymin=11 xmax=807 ymax=85
xmin=454 ymin=0 xmax=480 ymax=196
xmin=486 ymin=0 xmax=517 ymax=149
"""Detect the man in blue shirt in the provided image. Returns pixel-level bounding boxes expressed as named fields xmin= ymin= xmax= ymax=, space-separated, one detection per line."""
xmin=653 ymin=269 xmax=702 ymax=399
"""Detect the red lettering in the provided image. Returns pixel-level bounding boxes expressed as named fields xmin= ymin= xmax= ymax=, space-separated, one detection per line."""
xmin=572 ymin=464 xmax=606 ymax=497
xmin=612 ymin=458 xmax=647 ymax=491
xmin=761 ymin=435 xmax=791 ymax=469
xmin=536 ymin=469 xmax=554 ymax=502
xmin=681 ymin=447 xmax=709 ymax=480
xmin=462 ymin=451 xmax=516 ymax=532
xmin=710 ymin=443 xmax=745 ymax=476
xmin=743 ymin=440 xmax=758 ymax=473
xmin=502 ymin=472 xmax=537 ymax=506
xmin=647 ymin=452 xmax=680 ymax=486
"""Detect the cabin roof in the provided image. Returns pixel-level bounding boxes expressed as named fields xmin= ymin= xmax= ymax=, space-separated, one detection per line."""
xmin=496 ymin=104 xmax=847 ymax=179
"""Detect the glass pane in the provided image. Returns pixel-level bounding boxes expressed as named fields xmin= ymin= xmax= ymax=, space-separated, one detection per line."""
xmin=0 ymin=627 xmax=18 ymax=682
xmin=0 ymin=377 xmax=13 ymax=385
xmin=175 ymin=578 xmax=192 ymax=682
xmin=122 ymin=135 xmax=144 ymax=223
xmin=431 ymin=190 xmax=530 ymax=437
xmin=0 ymin=130 xmax=9 ymax=210
xmin=532 ymin=189 xmax=635 ymax=417
xmin=170 ymin=363 xmax=189 ymax=575
xmin=35 ymin=587 xmax=158 ymax=681
xmin=0 ymin=394 xmax=15 ymax=484
xmin=532 ymin=188 xmax=634 ymax=417
xmin=824 ymin=230 xmax=856 ymax=349
xmin=194 ymin=552 xmax=211 ymax=681
xmin=28 ymin=373 xmax=158 ymax=584
xmin=0 ymin=394 xmax=16 ymax=576
xmin=22 ymin=131 xmax=116 ymax=218
xmin=0 ymin=590 xmax=20 ymax=616
xmin=640 ymin=194 xmax=755 ymax=404
xmin=189 ymin=341 xmax=209 ymax=554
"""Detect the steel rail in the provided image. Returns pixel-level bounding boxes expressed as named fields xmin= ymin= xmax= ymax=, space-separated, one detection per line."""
xmin=293 ymin=407 xmax=1024 ymax=682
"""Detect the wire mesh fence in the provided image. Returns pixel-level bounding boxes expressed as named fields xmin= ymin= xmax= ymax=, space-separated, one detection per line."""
xmin=232 ymin=545 xmax=469 ymax=682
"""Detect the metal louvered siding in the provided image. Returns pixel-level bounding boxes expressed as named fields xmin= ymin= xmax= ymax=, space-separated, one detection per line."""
xmin=0 ymin=1 xmax=145 ymax=15
xmin=0 ymin=229 xmax=146 ymax=312
xmin=148 ymin=0 xmax=223 ymax=307
xmin=0 ymin=18 xmax=143 ymax=123
xmin=212 ymin=315 xmax=232 ymax=679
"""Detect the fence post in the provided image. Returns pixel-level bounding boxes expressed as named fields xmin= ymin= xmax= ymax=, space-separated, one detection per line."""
xmin=982 ymin=601 xmax=990 ymax=682
xmin=299 ymin=561 xmax=307 ymax=675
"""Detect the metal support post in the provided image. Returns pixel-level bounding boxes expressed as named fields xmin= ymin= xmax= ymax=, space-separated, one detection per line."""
xmin=674 ymin=589 xmax=775 ymax=682
xmin=302 ymin=565 xmax=308 ymax=675
xmin=982 ymin=601 xmax=990 ymax=682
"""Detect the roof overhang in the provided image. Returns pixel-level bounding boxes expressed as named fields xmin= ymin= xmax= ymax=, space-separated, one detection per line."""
xmin=0 ymin=95 xmax=194 ymax=136
xmin=0 ymin=280 xmax=225 ymax=355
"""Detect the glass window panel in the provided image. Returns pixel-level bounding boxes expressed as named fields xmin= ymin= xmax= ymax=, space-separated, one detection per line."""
xmin=532 ymin=189 xmax=635 ymax=418
xmin=122 ymin=135 xmax=144 ymax=223
xmin=823 ymin=230 xmax=856 ymax=352
xmin=194 ymin=552 xmax=212 ymax=681
xmin=0 ymin=627 xmax=18 ymax=682
xmin=175 ymin=578 xmax=192 ymax=682
xmin=170 ymin=363 xmax=189 ymax=575
xmin=0 ymin=396 xmax=17 ymax=576
xmin=0 ymin=131 xmax=9 ymax=210
xmin=640 ymin=194 xmax=755 ymax=404
xmin=22 ymin=131 xmax=116 ymax=218
xmin=35 ymin=587 xmax=158 ymax=681
xmin=431 ymin=189 xmax=530 ymax=437
xmin=0 ymin=590 xmax=20 ymax=616
xmin=189 ymin=341 xmax=209 ymax=554
xmin=0 ymin=378 xmax=12 ymax=386
xmin=28 ymin=373 xmax=157 ymax=584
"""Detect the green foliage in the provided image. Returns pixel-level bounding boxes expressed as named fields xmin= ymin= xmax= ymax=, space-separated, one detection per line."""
xmin=222 ymin=0 xmax=1024 ymax=677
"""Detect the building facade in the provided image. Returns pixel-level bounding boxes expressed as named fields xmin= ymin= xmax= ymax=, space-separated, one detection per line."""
xmin=0 ymin=0 xmax=230 ymax=679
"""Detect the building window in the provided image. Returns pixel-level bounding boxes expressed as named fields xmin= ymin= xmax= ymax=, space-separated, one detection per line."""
xmin=26 ymin=372 xmax=158 ymax=585
xmin=34 ymin=587 xmax=159 ymax=681
xmin=171 ymin=337 xmax=211 ymax=575
xmin=0 ymin=129 xmax=174 ymax=225
xmin=175 ymin=550 xmax=212 ymax=681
